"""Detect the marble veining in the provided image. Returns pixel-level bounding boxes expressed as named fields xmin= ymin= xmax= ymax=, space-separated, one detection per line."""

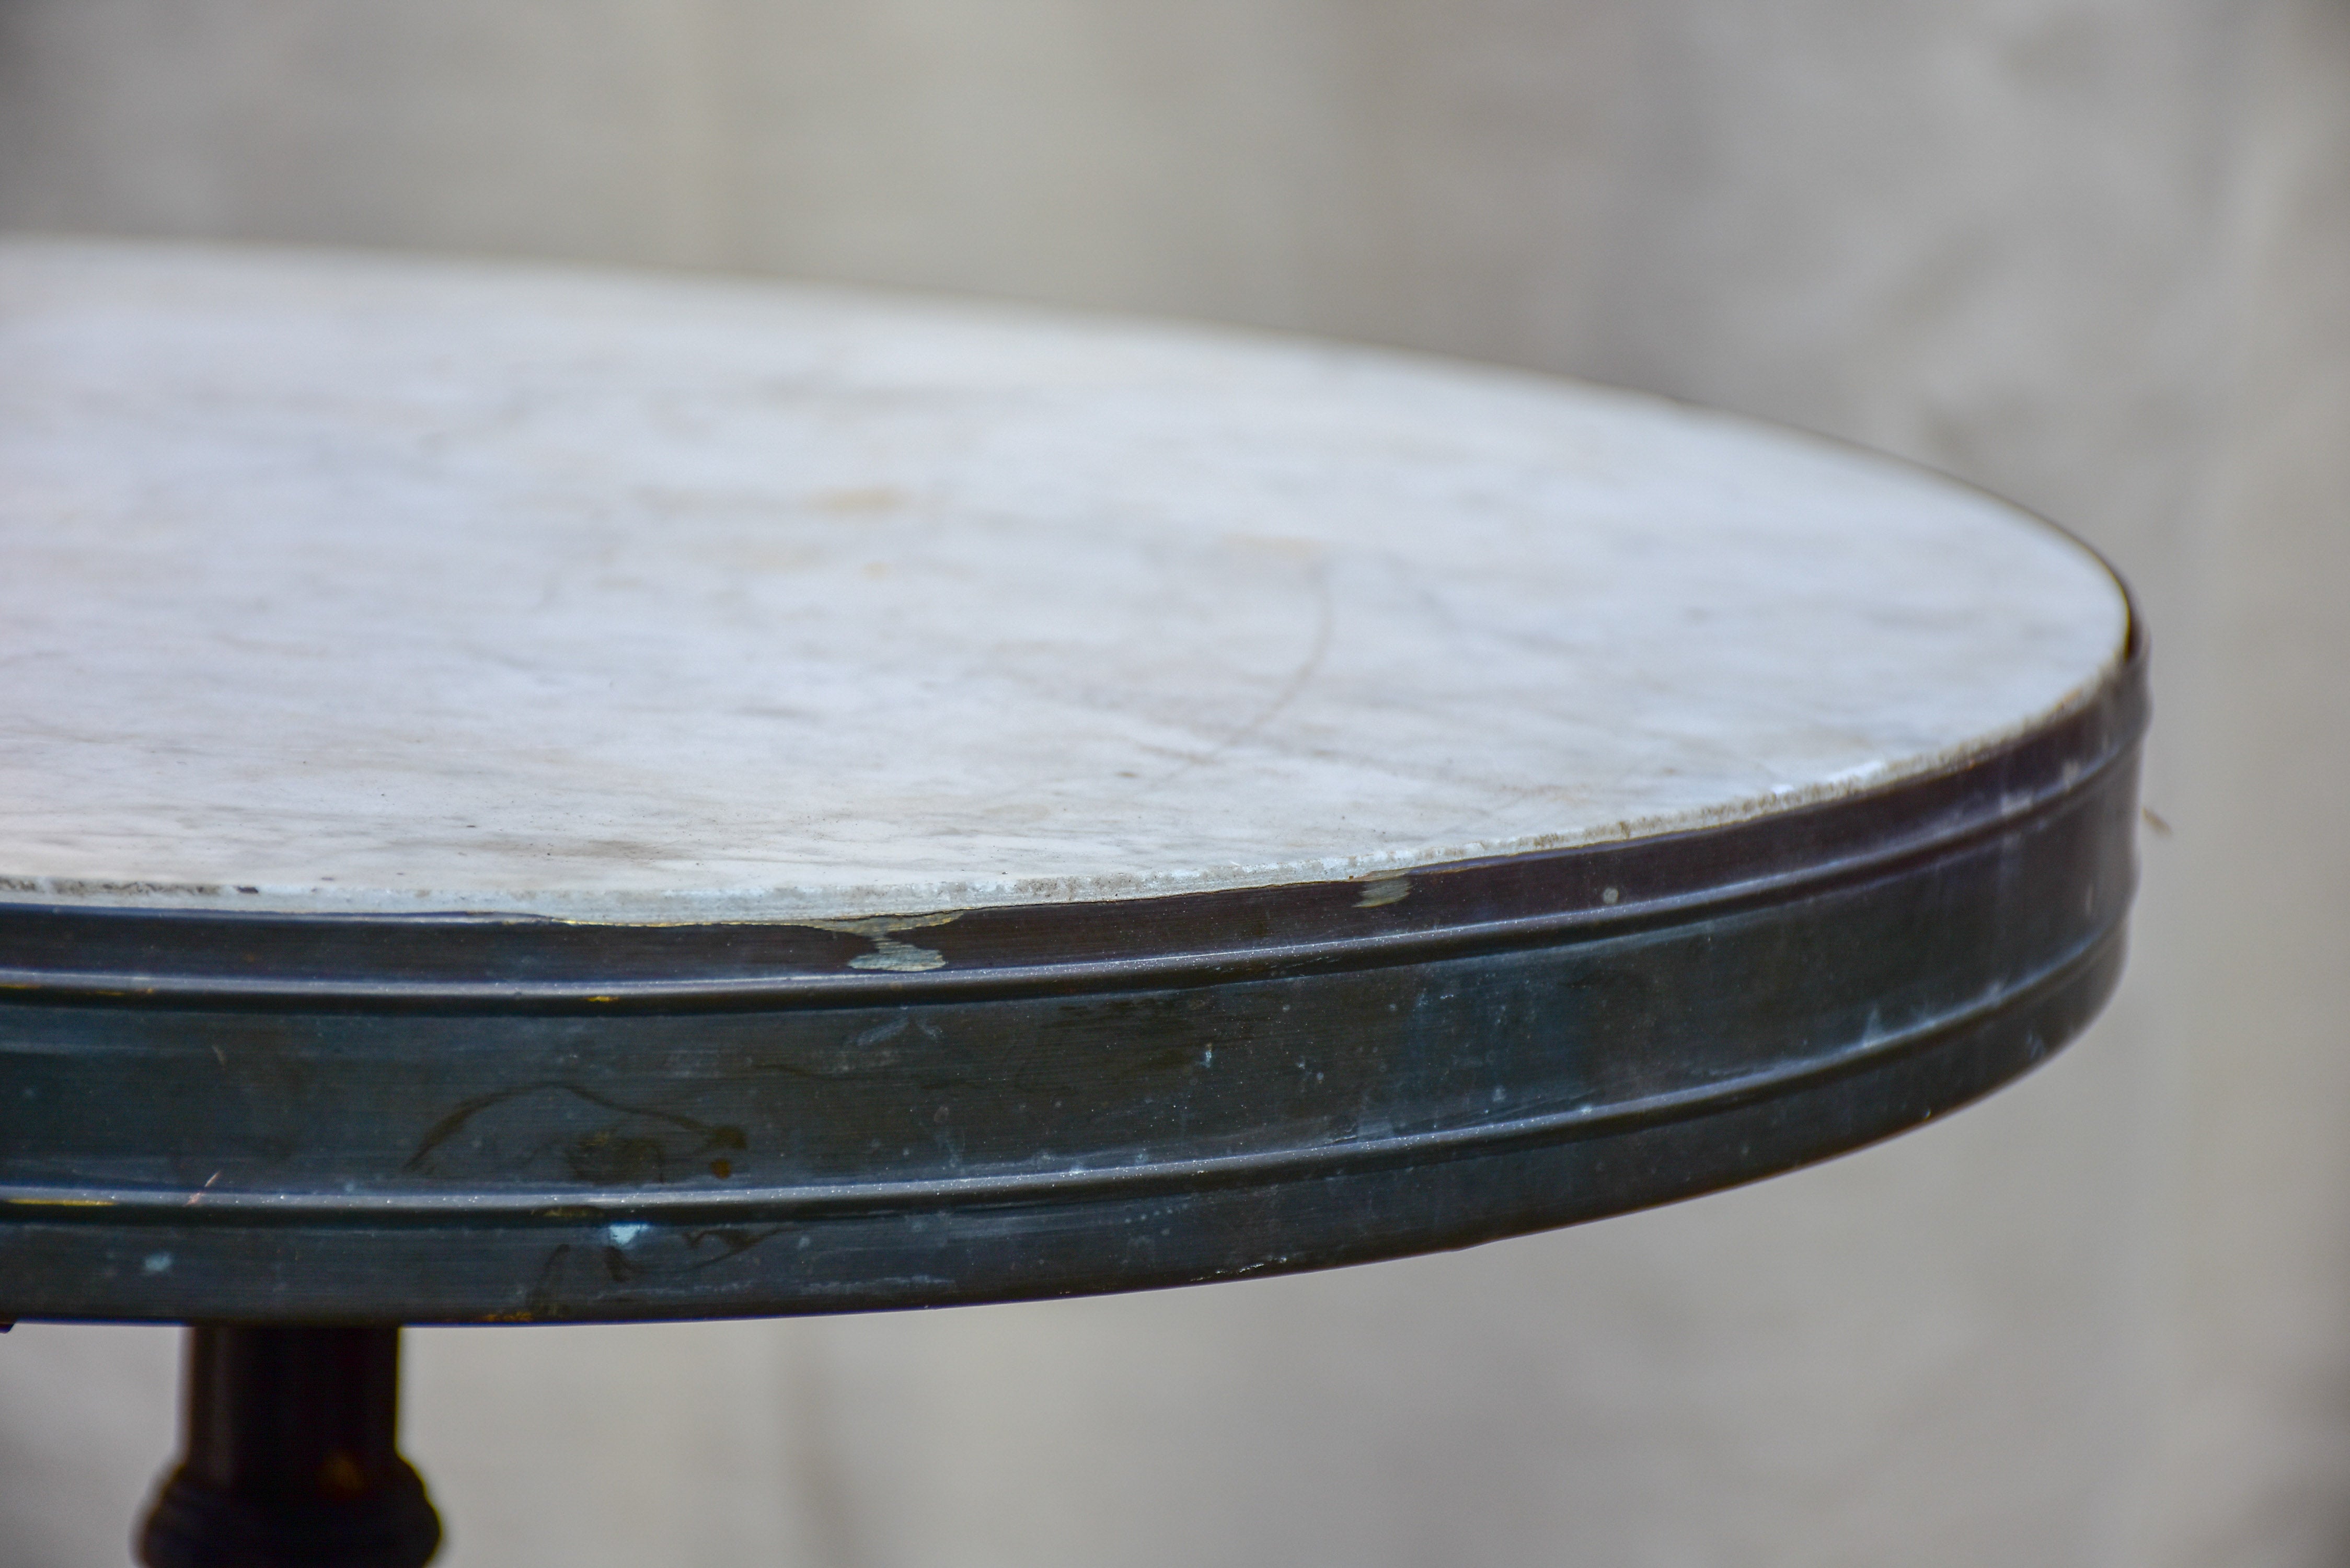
xmin=0 ymin=240 xmax=2128 ymax=921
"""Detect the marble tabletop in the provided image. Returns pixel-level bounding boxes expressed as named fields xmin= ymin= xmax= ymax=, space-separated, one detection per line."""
xmin=0 ymin=239 xmax=2127 ymax=924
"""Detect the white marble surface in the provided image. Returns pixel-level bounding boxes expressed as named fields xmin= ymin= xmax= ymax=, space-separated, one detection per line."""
xmin=0 ymin=240 xmax=2126 ymax=921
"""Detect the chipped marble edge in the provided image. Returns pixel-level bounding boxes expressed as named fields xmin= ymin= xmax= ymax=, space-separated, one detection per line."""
xmin=0 ymin=658 xmax=2124 ymax=927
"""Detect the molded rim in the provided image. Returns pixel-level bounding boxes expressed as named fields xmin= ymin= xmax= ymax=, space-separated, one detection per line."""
xmin=0 ymin=613 xmax=2144 ymax=1323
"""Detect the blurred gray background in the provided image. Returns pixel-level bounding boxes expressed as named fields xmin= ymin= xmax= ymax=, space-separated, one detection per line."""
xmin=1 ymin=2 xmax=2345 ymax=1564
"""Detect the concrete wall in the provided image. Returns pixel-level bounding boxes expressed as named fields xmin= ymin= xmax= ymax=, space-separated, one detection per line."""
xmin=1 ymin=2 xmax=2343 ymax=1563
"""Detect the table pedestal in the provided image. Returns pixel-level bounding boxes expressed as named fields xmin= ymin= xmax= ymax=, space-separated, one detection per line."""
xmin=140 ymin=1326 xmax=442 ymax=1568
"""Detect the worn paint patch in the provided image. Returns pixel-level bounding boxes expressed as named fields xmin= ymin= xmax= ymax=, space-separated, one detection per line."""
xmin=794 ymin=912 xmax=960 ymax=972
xmin=1354 ymin=875 xmax=1411 ymax=908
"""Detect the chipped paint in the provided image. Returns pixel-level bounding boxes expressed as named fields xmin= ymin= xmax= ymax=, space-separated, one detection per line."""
xmin=793 ymin=912 xmax=960 ymax=972
xmin=1354 ymin=875 xmax=1411 ymax=908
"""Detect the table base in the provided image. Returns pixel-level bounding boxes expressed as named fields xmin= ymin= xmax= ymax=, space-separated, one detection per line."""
xmin=140 ymin=1325 xmax=441 ymax=1568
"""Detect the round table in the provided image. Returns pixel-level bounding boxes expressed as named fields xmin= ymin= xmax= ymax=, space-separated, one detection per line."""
xmin=0 ymin=238 xmax=2143 ymax=1566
